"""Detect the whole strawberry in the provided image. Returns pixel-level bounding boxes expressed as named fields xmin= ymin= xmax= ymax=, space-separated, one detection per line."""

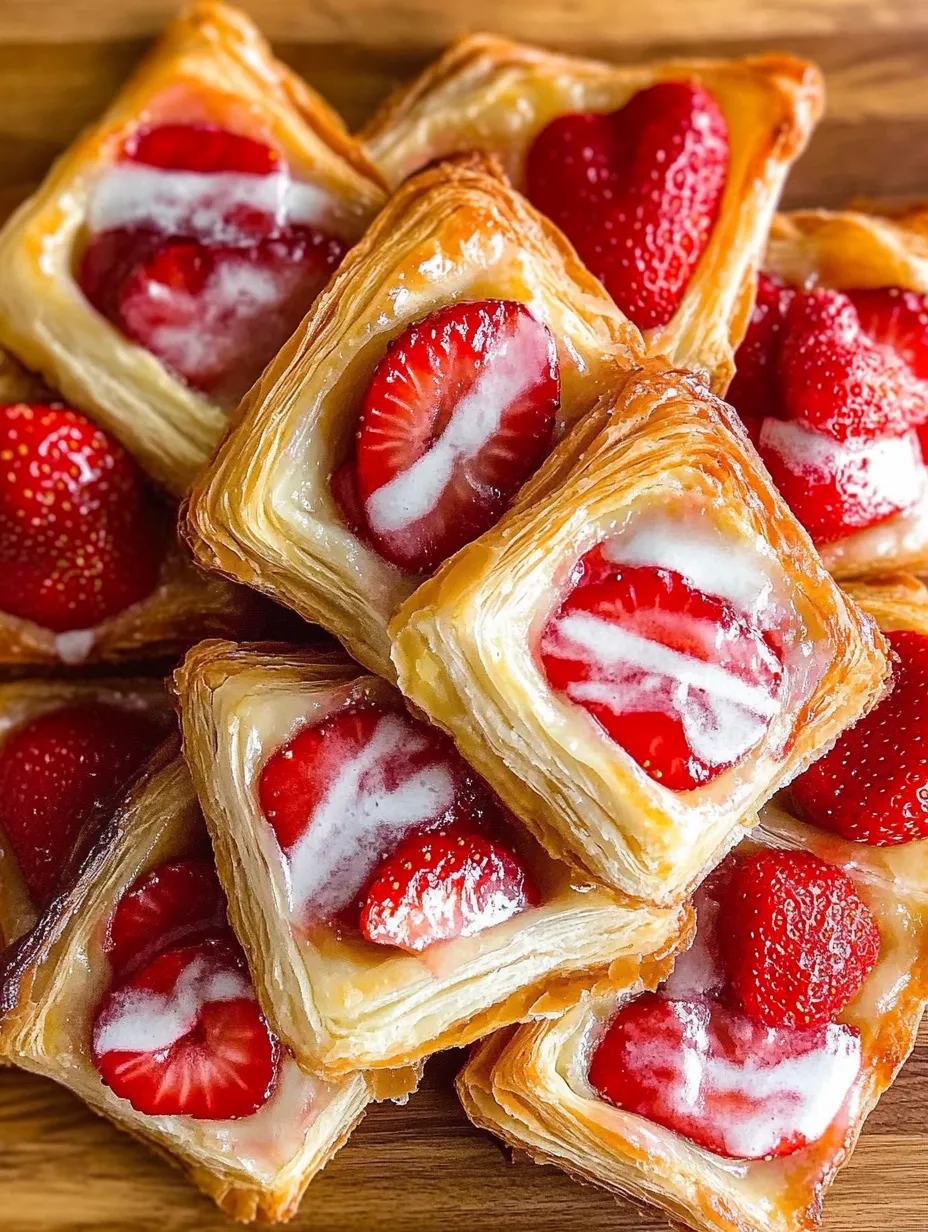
xmin=0 ymin=404 xmax=163 ymax=631
xmin=718 ymin=848 xmax=880 ymax=1028
xmin=791 ymin=629 xmax=928 ymax=844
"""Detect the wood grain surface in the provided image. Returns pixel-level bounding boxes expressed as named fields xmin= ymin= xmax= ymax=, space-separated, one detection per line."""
xmin=1 ymin=3 xmax=927 ymax=1230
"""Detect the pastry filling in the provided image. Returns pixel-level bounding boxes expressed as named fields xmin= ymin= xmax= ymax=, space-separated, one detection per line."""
xmin=0 ymin=403 xmax=164 ymax=633
xmin=0 ymin=701 xmax=162 ymax=906
xmin=331 ymin=299 xmax=560 ymax=573
xmin=525 ymin=81 xmax=729 ymax=330
xmin=93 ymin=855 xmax=282 ymax=1120
xmin=540 ymin=529 xmax=785 ymax=790
xmin=258 ymin=701 xmax=539 ymax=952
xmin=729 ymin=277 xmax=928 ymax=544
xmin=79 ymin=122 xmax=347 ymax=404
xmin=588 ymin=847 xmax=875 ymax=1159
xmin=791 ymin=628 xmax=928 ymax=845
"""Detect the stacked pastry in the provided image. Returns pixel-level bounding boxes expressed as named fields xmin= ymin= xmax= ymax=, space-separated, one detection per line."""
xmin=0 ymin=5 xmax=925 ymax=1231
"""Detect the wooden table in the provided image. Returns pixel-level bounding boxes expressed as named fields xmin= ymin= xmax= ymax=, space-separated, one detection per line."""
xmin=0 ymin=2 xmax=926 ymax=1229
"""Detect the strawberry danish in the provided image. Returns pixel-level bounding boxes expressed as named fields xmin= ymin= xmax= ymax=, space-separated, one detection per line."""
xmin=173 ymin=640 xmax=689 ymax=1075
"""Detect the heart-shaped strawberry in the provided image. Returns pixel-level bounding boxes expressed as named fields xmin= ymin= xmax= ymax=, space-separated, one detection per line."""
xmin=0 ymin=404 xmax=164 ymax=632
xmin=525 ymin=81 xmax=729 ymax=330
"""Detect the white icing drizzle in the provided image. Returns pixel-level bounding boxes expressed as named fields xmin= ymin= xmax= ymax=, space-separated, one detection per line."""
xmin=94 ymin=954 xmax=254 ymax=1055
xmin=363 ymin=311 xmax=550 ymax=535
xmin=283 ymin=713 xmax=457 ymax=921
xmin=88 ymin=164 xmax=339 ymax=245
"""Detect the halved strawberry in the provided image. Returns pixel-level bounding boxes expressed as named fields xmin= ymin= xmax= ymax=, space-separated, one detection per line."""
xmin=359 ymin=822 xmax=538 ymax=953
xmin=124 ymin=123 xmax=280 ymax=176
xmin=588 ymin=993 xmax=861 ymax=1159
xmin=757 ymin=416 xmax=924 ymax=545
xmin=727 ymin=272 xmax=795 ymax=427
xmin=848 ymin=286 xmax=928 ymax=380
xmin=780 ymin=288 xmax=928 ymax=442
xmin=81 ymin=227 xmax=344 ymax=404
xmin=0 ymin=702 xmax=163 ymax=905
xmin=258 ymin=703 xmax=494 ymax=922
xmin=107 ymin=858 xmax=228 ymax=979
xmin=0 ymin=404 xmax=164 ymax=632
xmin=92 ymin=936 xmax=280 ymax=1120
xmin=791 ymin=629 xmax=928 ymax=844
xmin=525 ymin=82 xmax=729 ymax=330
xmin=350 ymin=300 xmax=559 ymax=572
xmin=717 ymin=849 xmax=880 ymax=1028
xmin=540 ymin=558 xmax=783 ymax=790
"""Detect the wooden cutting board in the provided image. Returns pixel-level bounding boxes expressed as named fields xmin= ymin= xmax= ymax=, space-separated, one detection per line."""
xmin=0 ymin=2 xmax=927 ymax=1229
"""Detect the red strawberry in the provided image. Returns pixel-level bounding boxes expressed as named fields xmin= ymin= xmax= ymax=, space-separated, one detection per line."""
xmin=0 ymin=703 xmax=162 ymax=905
xmin=727 ymin=272 xmax=795 ymax=426
xmin=350 ymin=300 xmax=559 ymax=573
xmin=780 ymin=288 xmax=928 ymax=442
xmin=0 ymin=404 xmax=163 ymax=632
xmin=81 ymin=228 xmax=344 ymax=404
xmin=124 ymin=123 xmax=280 ymax=176
xmin=848 ymin=286 xmax=928 ymax=379
xmin=525 ymin=82 xmax=729 ymax=330
xmin=791 ymin=629 xmax=928 ymax=844
xmin=258 ymin=703 xmax=495 ymax=923
xmin=359 ymin=822 xmax=538 ymax=953
xmin=588 ymin=993 xmax=861 ymax=1159
xmin=540 ymin=559 xmax=783 ymax=790
xmin=329 ymin=460 xmax=369 ymax=540
xmin=717 ymin=849 xmax=880 ymax=1028
xmin=757 ymin=416 xmax=924 ymax=545
xmin=92 ymin=936 xmax=280 ymax=1120
xmin=107 ymin=858 xmax=228 ymax=979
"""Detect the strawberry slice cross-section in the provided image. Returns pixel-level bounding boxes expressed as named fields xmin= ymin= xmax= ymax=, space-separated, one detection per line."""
xmin=0 ymin=702 xmax=163 ymax=906
xmin=93 ymin=935 xmax=280 ymax=1120
xmin=525 ymin=81 xmax=729 ymax=330
xmin=338 ymin=299 xmax=559 ymax=574
xmin=540 ymin=553 xmax=784 ymax=790
xmin=588 ymin=992 xmax=861 ymax=1160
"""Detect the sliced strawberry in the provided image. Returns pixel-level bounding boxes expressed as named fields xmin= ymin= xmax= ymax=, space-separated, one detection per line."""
xmin=757 ymin=416 xmax=924 ymax=544
xmin=780 ymin=288 xmax=928 ymax=442
xmin=329 ymin=460 xmax=369 ymax=541
xmin=848 ymin=286 xmax=928 ymax=379
xmin=350 ymin=300 xmax=559 ymax=572
xmin=0 ymin=703 xmax=163 ymax=905
xmin=0 ymin=404 xmax=164 ymax=631
xmin=588 ymin=993 xmax=861 ymax=1159
xmin=717 ymin=849 xmax=880 ymax=1028
xmin=92 ymin=936 xmax=280 ymax=1120
xmin=258 ymin=703 xmax=495 ymax=922
xmin=80 ymin=227 xmax=344 ymax=404
xmin=540 ymin=558 xmax=783 ymax=790
xmin=107 ymin=859 xmax=228 ymax=979
xmin=791 ymin=629 xmax=928 ymax=844
xmin=727 ymin=272 xmax=795 ymax=424
xmin=359 ymin=821 xmax=538 ymax=953
xmin=124 ymin=124 xmax=280 ymax=176
xmin=525 ymin=82 xmax=729 ymax=330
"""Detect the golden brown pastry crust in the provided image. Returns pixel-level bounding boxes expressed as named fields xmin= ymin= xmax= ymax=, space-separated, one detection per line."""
xmin=457 ymin=815 xmax=928 ymax=1232
xmin=389 ymin=361 xmax=891 ymax=905
xmin=362 ymin=33 xmax=824 ymax=392
xmin=183 ymin=154 xmax=644 ymax=679
xmin=0 ymin=677 xmax=173 ymax=949
xmin=764 ymin=208 xmax=928 ymax=580
xmin=173 ymin=638 xmax=692 ymax=1076
xmin=0 ymin=2 xmax=386 ymax=496
xmin=0 ymin=741 xmax=374 ymax=1223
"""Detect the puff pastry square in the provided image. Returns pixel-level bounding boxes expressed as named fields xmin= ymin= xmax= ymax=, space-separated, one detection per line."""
xmin=457 ymin=815 xmax=928 ymax=1232
xmin=0 ymin=742 xmax=374 ymax=1223
xmin=0 ymin=677 xmax=173 ymax=948
xmin=0 ymin=1 xmax=386 ymax=495
xmin=390 ymin=361 xmax=890 ymax=904
xmin=173 ymin=639 xmax=691 ymax=1075
xmin=183 ymin=155 xmax=644 ymax=679
xmin=756 ymin=207 xmax=928 ymax=579
xmin=362 ymin=33 xmax=823 ymax=391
